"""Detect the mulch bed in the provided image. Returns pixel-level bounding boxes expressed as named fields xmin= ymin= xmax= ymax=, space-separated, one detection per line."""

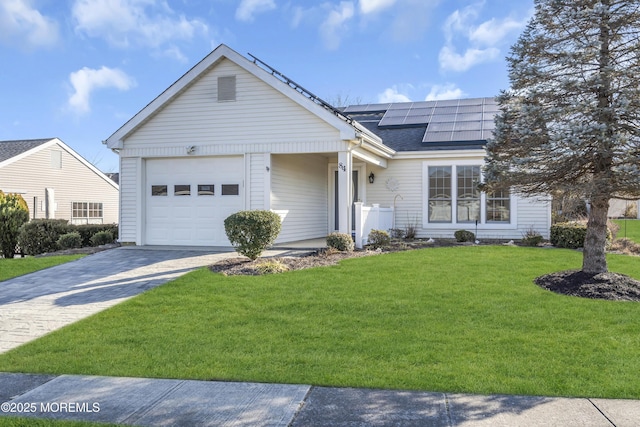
xmin=535 ymin=270 xmax=640 ymax=302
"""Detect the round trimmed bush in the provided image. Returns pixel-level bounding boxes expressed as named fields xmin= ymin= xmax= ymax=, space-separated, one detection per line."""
xmin=57 ymin=232 xmax=83 ymax=249
xmin=224 ymin=210 xmax=282 ymax=260
xmin=90 ymin=230 xmax=114 ymax=246
xmin=368 ymin=229 xmax=391 ymax=249
xmin=454 ymin=230 xmax=475 ymax=243
xmin=326 ymin=232 xmax=354 ymax=252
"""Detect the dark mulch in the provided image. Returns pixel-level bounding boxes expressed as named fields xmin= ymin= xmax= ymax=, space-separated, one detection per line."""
xmin=535 ymin=270 xmax=640 ymax=302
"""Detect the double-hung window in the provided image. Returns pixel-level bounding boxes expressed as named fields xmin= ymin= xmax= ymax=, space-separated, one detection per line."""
xmin=72 ymin=202 xmax=103 ymax=223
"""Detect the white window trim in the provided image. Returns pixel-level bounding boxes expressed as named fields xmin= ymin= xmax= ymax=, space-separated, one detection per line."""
xmin=422 ymin=160 xmax=517 ymax=230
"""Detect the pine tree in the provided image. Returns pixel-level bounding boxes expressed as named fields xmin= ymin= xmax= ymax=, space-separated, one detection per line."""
xmin=484 ymin=0 xmax=640 ymax=274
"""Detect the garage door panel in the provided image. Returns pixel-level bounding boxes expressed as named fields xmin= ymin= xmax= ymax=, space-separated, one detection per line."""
xmin=145 ymin=157 xmax=244 ymax=246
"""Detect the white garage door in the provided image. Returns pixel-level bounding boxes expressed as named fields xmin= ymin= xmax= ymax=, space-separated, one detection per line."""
xmin=145 ymin=157 xmax=244 ymax=246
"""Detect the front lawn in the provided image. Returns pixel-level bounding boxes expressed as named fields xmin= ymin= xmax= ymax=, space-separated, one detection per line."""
xmin=0 ymin=255 xmax=84 ymax=282
xmin=0 ymin=246 xmax=639 ymax=399
xmin=614 ymin=218 xmax=640 ymax=243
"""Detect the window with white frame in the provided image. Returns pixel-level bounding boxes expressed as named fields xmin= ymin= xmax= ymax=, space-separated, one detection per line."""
xmin=72 ymin=202 xmax=103 ymax=219
xmin=424 ymin=163 xmax=510 ymax=225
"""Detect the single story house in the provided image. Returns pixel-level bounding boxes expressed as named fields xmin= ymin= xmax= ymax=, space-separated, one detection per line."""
xmin=104 ymin=44 xmax=551 ymax=247
xmin=0 ymin=138 xmax=119 ymax=225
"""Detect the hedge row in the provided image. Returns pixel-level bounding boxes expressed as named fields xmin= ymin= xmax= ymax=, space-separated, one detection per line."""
xmin=18 ymin=219 xmax=118 ymax=255
xmin=550 ymin=222 xmax=613 ymax=249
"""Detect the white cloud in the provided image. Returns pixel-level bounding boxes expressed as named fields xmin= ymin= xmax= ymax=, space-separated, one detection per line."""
xmin=320 ymin=1 xmax=355 ymax=50
xmin=0 ymin=0 xmax=59 ymax=49
xmin=236 ymin=0 xmax=276 ymax=22
xmin=439 ymin=2 xmax=527 ymax=72
xmin=72 ymin=0 xmax=208 ymax=50
xmin=438 ymin=45 xmax=499 ymax=72
xmin=359 ymin=0 xmax=397 ymax=15
xmin=377 ymin=86 xmax=411 ymax=103
xmin=425 ymin=84 xmax=467 ymax=101
xmin=68 ymin=66 xmax=136 ymax=115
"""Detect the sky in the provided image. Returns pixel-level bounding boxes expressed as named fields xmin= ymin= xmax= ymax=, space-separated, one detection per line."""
xmin=0 ymin=0 xmax=534 ymax=173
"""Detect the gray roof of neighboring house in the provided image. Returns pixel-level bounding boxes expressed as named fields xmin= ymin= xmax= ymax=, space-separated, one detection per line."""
xmin=0 ymin=138 xmax=53 ymax=163
xmin=344 ymin=97 xmax=497 ymax=152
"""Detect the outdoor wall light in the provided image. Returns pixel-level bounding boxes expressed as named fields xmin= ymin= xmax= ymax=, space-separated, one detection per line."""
xmin=368 ymin=172 xmax=375 ymax=184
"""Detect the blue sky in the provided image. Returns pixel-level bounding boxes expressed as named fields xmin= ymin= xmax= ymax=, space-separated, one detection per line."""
xmin=0 ymin=0 xmax=533 ymax=173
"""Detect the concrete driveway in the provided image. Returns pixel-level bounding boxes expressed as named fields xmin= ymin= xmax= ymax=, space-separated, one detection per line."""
xmin=0 ymin=247 xmax=237 ymax=354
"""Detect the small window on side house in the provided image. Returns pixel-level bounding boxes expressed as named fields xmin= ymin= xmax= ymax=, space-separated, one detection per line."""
xmin=217 ymin=76 xmax=236 ymax=101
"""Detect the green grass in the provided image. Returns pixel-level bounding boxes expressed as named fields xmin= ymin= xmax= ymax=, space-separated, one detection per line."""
xmin=0 ymin=255 xmax=84 ymax=282
xmin=0 ymin=247 xmax=639 ymax=399
xmin=614 ymin=219 xmax=640 ymax=243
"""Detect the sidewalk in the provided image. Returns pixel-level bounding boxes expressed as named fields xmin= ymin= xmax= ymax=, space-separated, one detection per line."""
xmin=1 ymin=372 xmax=639 ymax=426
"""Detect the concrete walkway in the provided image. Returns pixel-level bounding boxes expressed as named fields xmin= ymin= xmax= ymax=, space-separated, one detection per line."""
xmin=1 ymin=372 xmax=640 ymax=426
xmin=1 ymin=246 xmax=640 ymax=426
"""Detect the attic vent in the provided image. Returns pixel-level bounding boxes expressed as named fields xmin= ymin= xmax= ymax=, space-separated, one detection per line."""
xmin=217 ymin=76 xmax=236 ymax=101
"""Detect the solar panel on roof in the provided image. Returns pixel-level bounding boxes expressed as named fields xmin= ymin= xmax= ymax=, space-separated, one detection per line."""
xmin=450 ymin=130 xmax=483 ymax=140
xmin=453 ymin=121 xmax=482 ymax=131
xmin=482 ymin=120 xmax=496 ymax=130
xmin=429 ymin=114 xmax=458 ymax=123
xmin=457 ymin=105 xmax=483 ymax=114
xmin=385 ymin=108 xmax=410 ymax=117
xmin=387 ymin=102 xmax=414 ymax=110
xmin=435 ymin=99 xmax=459 ymax=107
xmin=378 ymin=116 xmax=406 ymax=126
xmin=423 ymin=131 xmax=454 ymax=142
xmin=458 ymin=98 xmax=484 ymax=106
xmin=455 ymin=112 xmax=483 ymax=122
xmin=428 ymin=122 xmax=456 ymax=132
xmin=403 ymin=115 xmax=431 ymax=125
xmin=432 ymin=106 xmax=458 ymax=114
xmin=406 ymin=107 xmax=433 ymax=116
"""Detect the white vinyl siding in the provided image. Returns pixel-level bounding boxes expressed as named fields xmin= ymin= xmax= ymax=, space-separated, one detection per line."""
xmin=118 ymin=157 xmax=138 ymax=243
xmin=248 ymin=153 xmax=266 ymax=210
xmin=122 ymin=60 xmax=341 ymax=150
xmin=271 ymin=153 xmax=328 ymax=243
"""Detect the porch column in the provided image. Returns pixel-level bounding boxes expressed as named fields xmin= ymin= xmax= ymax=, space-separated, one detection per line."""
xmin=337 ymin=151 xmax=353 ymax=235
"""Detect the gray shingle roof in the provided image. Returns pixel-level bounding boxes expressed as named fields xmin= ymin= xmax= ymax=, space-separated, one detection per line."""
xmin=345 ymin=97 xmax=497 ymax=152
xmin=0 ymin=138 xmax=53 ymax=163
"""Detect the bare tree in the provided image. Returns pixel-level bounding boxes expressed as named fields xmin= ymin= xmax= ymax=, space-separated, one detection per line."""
xmin=484 ymin=0 xmax=640 ymax=274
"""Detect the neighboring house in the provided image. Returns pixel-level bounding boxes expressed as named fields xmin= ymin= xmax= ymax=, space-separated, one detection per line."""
xmin=609 ymin=198 xmax=640 ymax=219
xmin=0 ymin=138 xmax=119 ymax=225
xmin=104 ymin=44 xmax=551 ymax=247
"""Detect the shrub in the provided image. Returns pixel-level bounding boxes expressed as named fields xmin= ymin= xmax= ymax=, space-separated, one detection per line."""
xmin=389 ymin=228 xmax=405 ymax=239
xmin=550 ymin=222 xmax=613 ymax=249
xmin=75 ymin=224 xmax=118 ymax=246
xmin=368 ymin=229 xmax=391 ymax=249
xmin=0 ymin=191 xmax=29 ymax=258
xmin=90 ymin=230 xmax=114 ymax=246
xmin=326 ymin=232 xmax=354 ymax=252
xmin=624 ymin=203 xmax=638 ymax=219
xmin=404 ymin=215 xmax=418 ymax=240
xmin=57 ymin=232 xmax=83 ymax=249
xmin=224 ymin=210 xmax=282 ymax=260
xmin=18 ymin=219 xmax=71 ymax=255
xmin=454 ymin=230 xmax=475 ymax=243
xmin=610 ymin=238 xmax=640 ymax=255
xmin=255 ymin=259 xmax=290 ymax=275
xmin=521 ymin=227 xmax=544 ymax=247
